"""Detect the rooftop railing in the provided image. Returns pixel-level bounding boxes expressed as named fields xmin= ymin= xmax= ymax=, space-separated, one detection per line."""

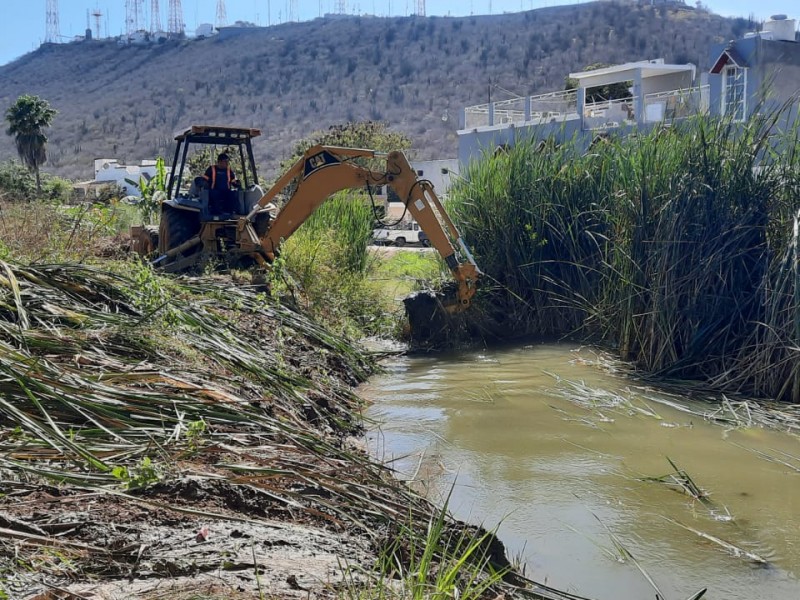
xmin=643 ymin=85 xmax=710 ymax=123
xmin=463 ymin=85 xmax=710 ymax=131
xmin=583 ymin=97 xmax=637 ymax=130
xmin=463 ymin=89 xmax=579 ymax=129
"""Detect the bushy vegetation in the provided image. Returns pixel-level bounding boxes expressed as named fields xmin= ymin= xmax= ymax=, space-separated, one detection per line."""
xmin=279 ymin=191 xmax=400 ymax=338
xmin=0 ymin=159 xmax=73 ymax=202
xmin=0 ymin=199 xmax=138 ymax=264
xmin=450 ymin=110 xmax=800 ymax=401
xmin=342 ymin=496 xmax=509 ymax=599
xmin=279 ymin=120 xmax=412 ymax=174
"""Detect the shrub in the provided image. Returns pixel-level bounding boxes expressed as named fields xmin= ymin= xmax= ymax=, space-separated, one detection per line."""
xmin=0 ymin=160 xmax=73 ymax=203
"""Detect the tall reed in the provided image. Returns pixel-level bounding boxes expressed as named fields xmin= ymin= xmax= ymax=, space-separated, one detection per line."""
xmin=284 ymin=190 xmax=375 ymax=275
xmin=450 ymin=109 xmax=800 ymax=401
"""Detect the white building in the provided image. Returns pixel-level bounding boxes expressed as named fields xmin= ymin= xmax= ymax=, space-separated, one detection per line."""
xmin=383 ymin=158 xmax=460 ymax=223
xmin=91 ymin=158 xmax=159 ymax=197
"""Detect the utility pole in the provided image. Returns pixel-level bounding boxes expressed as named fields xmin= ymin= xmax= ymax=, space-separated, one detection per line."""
xmin=45 ymin=0 xmax=60 ymax=43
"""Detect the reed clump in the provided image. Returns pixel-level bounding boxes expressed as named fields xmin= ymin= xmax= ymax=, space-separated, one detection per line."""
xmin=450 ymin=109 xmax=800 ymax=401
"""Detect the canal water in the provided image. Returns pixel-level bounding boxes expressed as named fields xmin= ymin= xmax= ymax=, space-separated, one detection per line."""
xmin=361 ymin=342 xmax=800 ymax=600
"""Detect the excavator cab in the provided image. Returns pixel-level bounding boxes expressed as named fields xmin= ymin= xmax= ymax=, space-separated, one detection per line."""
xmin=166 ymin=125 xmax=263 ymax=218
xmin=131 ymin=125 xmax=272 ymax=270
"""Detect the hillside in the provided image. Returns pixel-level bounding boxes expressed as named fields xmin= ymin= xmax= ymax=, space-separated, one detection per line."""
xmin=0 ymin=1 xmax=754 ymax=181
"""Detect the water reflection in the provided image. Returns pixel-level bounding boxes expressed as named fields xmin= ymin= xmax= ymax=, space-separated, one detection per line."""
xmin=362 ymin=343 xmax=800 ymax=600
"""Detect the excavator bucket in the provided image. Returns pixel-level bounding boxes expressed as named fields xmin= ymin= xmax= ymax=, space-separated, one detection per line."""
xmin=403 ymin=283 xmax=465 ymax=348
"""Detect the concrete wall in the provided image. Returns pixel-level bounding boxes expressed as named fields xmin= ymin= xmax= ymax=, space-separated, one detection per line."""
xmin=410 ymin=158 xmax=459 ymax=195
xmin=761 ymin=40 xmax=800 ymax=103
xmin=458 ymin=120 xmax=584 ymax=168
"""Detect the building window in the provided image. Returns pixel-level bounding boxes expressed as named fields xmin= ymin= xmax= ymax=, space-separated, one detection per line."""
xmin=723 ymin=65 xmax=746 ymax=121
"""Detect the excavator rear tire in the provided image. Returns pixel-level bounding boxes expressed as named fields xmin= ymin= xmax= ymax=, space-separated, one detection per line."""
xmin=158 ymin=205 xmax=201 ymax=255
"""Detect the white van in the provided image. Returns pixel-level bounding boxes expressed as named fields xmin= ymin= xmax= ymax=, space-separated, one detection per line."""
xmin=372 ymin=221 xmax=430 ymax=247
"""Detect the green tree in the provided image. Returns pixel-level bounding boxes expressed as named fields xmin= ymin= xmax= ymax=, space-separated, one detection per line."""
xmin=5 ymin=95 xmax=57 ymax=193
xmin=125 ymin=156 xmax=168 ymax=224
xmin=279 ymin=121 xmax=412 ymax=174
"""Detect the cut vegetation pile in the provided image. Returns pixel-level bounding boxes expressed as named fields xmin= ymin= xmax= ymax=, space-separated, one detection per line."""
xmin=0 ymin=259 xmax=579 ymax=599
xmin=450 ymin=109 xmax=800 ymax=402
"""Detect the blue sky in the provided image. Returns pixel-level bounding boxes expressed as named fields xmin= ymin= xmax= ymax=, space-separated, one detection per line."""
xmin=0 ymin=0 xmax=796 ymax=66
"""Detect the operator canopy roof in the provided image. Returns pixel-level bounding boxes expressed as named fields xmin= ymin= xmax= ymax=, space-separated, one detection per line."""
xmin=175 ymin=125 xmax=262 ymax=145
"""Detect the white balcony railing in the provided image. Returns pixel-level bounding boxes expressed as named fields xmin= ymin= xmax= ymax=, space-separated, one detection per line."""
xmin=643 ymin=85 xmax=710 ymax=123
xmin=463 ymin=89 xmax=579 ymax=129
xmin=583 ymin=97 xmax=637 ymax=130
xmin=463 ymin=86 xmax=710 ymax=131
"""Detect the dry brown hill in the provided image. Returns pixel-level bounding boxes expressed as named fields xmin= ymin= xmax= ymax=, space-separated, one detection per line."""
xmin=0 ymin=1 xmax=754 ymax=180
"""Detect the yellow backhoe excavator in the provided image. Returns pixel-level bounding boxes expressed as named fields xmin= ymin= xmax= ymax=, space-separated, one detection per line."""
xmin=131 ymin=125 xmax=480 ymax=314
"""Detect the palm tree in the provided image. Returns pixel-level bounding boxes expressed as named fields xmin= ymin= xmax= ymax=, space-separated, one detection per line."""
xmin=5 ymin=95 xmax=57 ymax=193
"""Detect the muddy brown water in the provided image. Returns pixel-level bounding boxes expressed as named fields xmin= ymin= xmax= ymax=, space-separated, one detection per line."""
xmin=360 ymin=343 xmax=800 ymax=600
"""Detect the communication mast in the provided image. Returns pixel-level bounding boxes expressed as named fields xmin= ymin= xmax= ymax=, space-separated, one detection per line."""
xmin=151 ymin=0 xmax=162 ymax=33
xmin=416 ymin=0 xmax=425 ymax=16
xmin=215 ymin=0 xmax=227 ymax=27
xmin=336 ymin=0 xmax=347 ymax=14
xmin=168 ymin=0 xmax=184 ymax=34
xmin=45 ymin=0 xmax=60 ymax=43
xmin=125 ymin=0 xmax=145 ymax=35
xmin=287 ymin=0 xmax=298 ymax=22
xmin=92 ymin=7 xmax=103 ymax=38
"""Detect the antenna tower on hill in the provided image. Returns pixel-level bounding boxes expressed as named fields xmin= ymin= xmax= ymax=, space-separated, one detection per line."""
xmin=216 ymin=0 xmax=227 ymax=27
xmin=168 ymin=0 xmax=184 ymax=34
xmin=151 ymin=0 xmax=162 ymax=32
xmin=125 ymin=0 xmax=145 ymax=35
xmin=92 ymin=7 xmax=103 ymax=38
xmin=288 ymin=0 xmax=298 ymax=21
xmin=45 ymin=0 xmax=60 ymax=43
xmin=336 ymin=0 xmax=347 ymax=15
xmin=416 ymin=0 xmax=425 ymax=16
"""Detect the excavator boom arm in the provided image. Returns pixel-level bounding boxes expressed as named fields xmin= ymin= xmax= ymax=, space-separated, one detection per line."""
xmin=249 ymin=145 xmax=480 ymax=310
